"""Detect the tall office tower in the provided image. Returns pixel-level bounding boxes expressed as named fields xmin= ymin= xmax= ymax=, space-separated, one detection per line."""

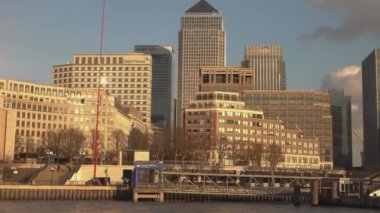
xmin=329 ymin=90 xmax=352 ymax=169
xmin=177 ymin=0 xmax=226 ymax=127
xmin=134 ymin=45 xmax=174 ymax=128
xmin=52 ymin=53 xmax=152 ymax=124
xmin=242 ymin=45 xmax=286 ymax=90
xmin=362 ymin=48 xmax=380 ymax=170
xmin=242 ymin=91 xmax=333 ymax=169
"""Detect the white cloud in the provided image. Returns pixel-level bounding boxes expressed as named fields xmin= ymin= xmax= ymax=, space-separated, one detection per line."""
xmin=321 ymin=66 xmax=363 ymax=166
xmin=301 ymin=0 xmax=380 ymax=42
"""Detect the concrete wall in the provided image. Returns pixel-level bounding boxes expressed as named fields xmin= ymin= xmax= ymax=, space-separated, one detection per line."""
xmin=67 ymin=165 xmax=134 ymax=185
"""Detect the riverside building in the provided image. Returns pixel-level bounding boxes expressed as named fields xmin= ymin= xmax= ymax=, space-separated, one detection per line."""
xmin=362 ymin=48 xmax=380 ymax=170
xmin=0 ymin=79 xmax=148 ymax=161
xmin=242 ymin=45 xmax=286 ymax=90
xmin=52 ymin=53 xmax=152 ymax=125
xmin=184 ymin=91 xmax=321 ymax=169
xmin=241 ymin=90 xmax=333 ymax=169
xmin=177 ymin=0 xmax=226 ymax=127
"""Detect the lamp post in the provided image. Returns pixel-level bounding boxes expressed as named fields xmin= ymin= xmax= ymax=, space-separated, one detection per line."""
xmin=11 ymin=167 xmax=18 ymax=185
xmin=79 ymin=150 xmax=86 ymax=165
xmin=50 ymin=167 xmax=56 ymax=185
xmin=46 ymin=150 xmax=53 ymax=164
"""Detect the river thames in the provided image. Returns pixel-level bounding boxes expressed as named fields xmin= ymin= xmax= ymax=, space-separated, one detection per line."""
xmin=0 ymin=201 xmax=378 ymax=213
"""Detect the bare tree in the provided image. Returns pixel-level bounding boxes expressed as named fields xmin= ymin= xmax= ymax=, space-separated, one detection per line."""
xmin=61 ymin=128 xmax=86 ymax=162
xmin=265 ymin=144 xmax=284 ymax=171
xmin=194 ymin=134 xmax=211 ymax=162
xmin=14 ymin=135 xmax=23 ymax=158
xmin=250 ymin=143 xmax=264 ymax=169
xmin=150 ymin=128 xmax=170 ymax=161
xmin=45 ymin=128 xmax=85 ymax=163
xmin=25 ymin=136 xmax=35 ymax=153
xmin=110 ymin=129 xmax=128 ymax=163
xmin=45 ymin=129 xmax=64 ymax=163
xmin=128 ymin=128 xmax=149 ymax=150
xmin=217 ymin=137 xmax=228 ymax=165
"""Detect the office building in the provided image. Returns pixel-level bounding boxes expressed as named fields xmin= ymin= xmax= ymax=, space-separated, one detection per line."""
xmin=329 ymin=89 xmax=352 ymax=169
xmin=134 ymin=45 xmax=174 ymax=127
xmin=177 ymin=0 xmax=226 ymax=127
xmin=184 ymin=91 xmax=321 ymax=169
xmin=242 ymin=45 xmax=286 ymax=90
xmin=362 ymin=48 xmax=380 ymax=170
xmin=242 ymin=90 xmax=333 ymax=169
xmin=52 ymin=53 xmax=152 ymax=124
xmin=0 ymin=79 xmax=148 ymax=160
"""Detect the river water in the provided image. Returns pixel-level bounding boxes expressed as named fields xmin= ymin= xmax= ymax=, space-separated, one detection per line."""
xmin=0 ymin=201 xmax=378 ymax=213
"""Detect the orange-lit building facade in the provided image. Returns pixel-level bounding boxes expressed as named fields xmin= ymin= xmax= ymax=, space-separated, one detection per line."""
xmin=184 ymin=91 xmax=321 ymax=169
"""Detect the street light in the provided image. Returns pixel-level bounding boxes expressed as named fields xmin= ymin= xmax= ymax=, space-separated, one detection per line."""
xmin=46 ymin=150 xmax=54 ymax=164
xmin=50 ymin=167 xmax=56 ymax=185
xmin=175 ymin=153 xmax=181 ymax=167
xmin=79 ymin=150 xmax=86 ymax=165
xmin=11 ymin=167 xmax=18 ymax=185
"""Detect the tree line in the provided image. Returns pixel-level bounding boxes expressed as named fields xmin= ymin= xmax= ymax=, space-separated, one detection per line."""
xmin=14 ymin=127 xmax=284 ymax=169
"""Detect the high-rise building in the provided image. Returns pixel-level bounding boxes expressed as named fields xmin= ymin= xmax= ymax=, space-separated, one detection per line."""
xmin=177 ymin=0 xmax=226 ymax=127
xmin=0 ymin=79 xmax=148 ymax=160
xmin=199 ymin=66 xmax=255 ymax=94
xmin=184 ymin=91 xmax=321 ymax=169
xmin=134 ymin=45 xmax=174 ymax=128
xmin=52 ymin=53 xmax=152 ymax=124
xmin=242 ymin=90 xmax=333 ymax=169
xmin=242 ymin=45 xmax=286 ymax=90
xmin=362 ymin=48 xmax=380 ymax=170
xmin=329 ymin=89 xmax=352 ymax=169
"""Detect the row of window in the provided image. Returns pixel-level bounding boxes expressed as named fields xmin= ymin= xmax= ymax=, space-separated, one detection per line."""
xmin=217 ymin=127 xmax=304 ymax=139
xmin=16 ymin=112 xmax=64 ymax=122
xmin=285 ymin=156 xmax=319 ymax=164
xmin=55 ymin=66 xmax=150 ymax=72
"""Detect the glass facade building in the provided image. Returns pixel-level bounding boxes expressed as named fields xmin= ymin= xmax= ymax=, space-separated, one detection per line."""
xmin=242 ymin=45 xmax=286 ymax=90
xmin=134 ymin=45 xmax=174 ymax=127
xmin=329 ymin=89 xmax=352 ymax=169
xmin=242 ymin=90 xmax=333 ymax=169
xmin=362 ymin=48 xmax=380 ymax=170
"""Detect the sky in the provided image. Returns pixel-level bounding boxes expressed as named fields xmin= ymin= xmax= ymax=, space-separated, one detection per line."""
xmin=1 ymin=0 xmax=380 ymax=166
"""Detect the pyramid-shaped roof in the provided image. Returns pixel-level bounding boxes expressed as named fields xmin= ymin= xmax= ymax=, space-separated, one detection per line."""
xmin=186 ymin=0 xmax=219 ymax=13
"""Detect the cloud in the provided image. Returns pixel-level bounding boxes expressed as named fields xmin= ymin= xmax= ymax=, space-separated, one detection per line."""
xmin=321 ymin=66 xmax=363 ymax=166
xmin=301 ymin=0 xmax=380 ymax=42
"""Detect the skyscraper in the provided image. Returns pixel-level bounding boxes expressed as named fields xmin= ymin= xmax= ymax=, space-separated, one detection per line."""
xmin=362 ymin=48 xmax=380 ymax=170
xmin=177 ymin=0 xmax=226 ymax=127
xmin=134 ymin=45 xmax=174 ymax=128
xmin=242 ymin=45 xmax=286 ymax=90
xmin=329 ymin=89 xmax=352 ymax=169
